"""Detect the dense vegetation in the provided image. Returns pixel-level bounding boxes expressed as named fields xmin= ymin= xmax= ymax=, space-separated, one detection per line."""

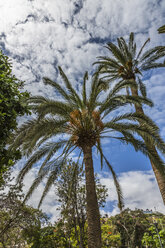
xmin=0 ymin=50 xmax=30 ymax=185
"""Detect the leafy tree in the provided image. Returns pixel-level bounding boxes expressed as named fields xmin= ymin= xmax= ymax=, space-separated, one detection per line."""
xmin=101 ymin=217 xmax=121 ymax=247
xmin=0 ymin=50 xmax=30 ymax=185
xmin=142 ymin=225 xmax=165 ymax=247
xmin=112 ymin=208 xmax=150 ymax=248
xmin=142 ymin=214 xmax=165 ymax=248
xmin=0 ymin=174 xmax=48 ymax=248
xmin=55 ymin=160 xmax=108 ymax=248
xmin=10 ymin=67 xmax=164 ymax=248
xmin=94 ymin=33 xmax=165 ymax=204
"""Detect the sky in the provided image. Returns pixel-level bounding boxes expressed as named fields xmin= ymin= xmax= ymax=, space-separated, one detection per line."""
xmin=0 ymin=0 xmax=165 ymax=222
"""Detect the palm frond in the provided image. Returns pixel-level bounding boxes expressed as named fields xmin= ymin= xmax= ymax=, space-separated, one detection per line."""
xmin=137 ymin=77 xmax=147 ymax=97
xmin=17 ymin=140 xmax=67 ymax=183
xmin=38 ymin=159 xmax=65 ymax=208
xmin=43 ymin=77 xmax=72 ymax=103
xmin=141 ymin=62 xmax=165 ymax=71
xmin=128 ymin=32 xmax=135 ymax=57
xmin=110 ymin=112 xmax=159 ymax=131
xmin=58 ymin=66 xmax=82 ymax=108
xmin=96 ymin=149 xmax=124 ymax=211
xmin=31 ymin=100 xmax=73 ymax=118
xmin=20 ymin=118 xmax=67 ymax=155
xmin=158 ymin=25 xmax=165 ymax=34
xmin=100 ymin=95 xmax=153 ymax=115
xmin=106 ymin=42 xmax=127 ymax=66
xmin=139 ymin=46 xmax=165 ymax=63
xmin=118 ymin=37 xmax=132 ymax=61
xmin=106 ymin=79 xmax=137 ymax=99
xmin=82 ymin=71 xmax=88 ymax=105
xmin=94 ymin=56 xmax=121 ymax=69
xmin=23 ymin=170 xmax=48 ymax=203
xmin=96 ymin=139 xmax=104 ymax=169
xmin=136 ymin=38 xmax=150 ymax=60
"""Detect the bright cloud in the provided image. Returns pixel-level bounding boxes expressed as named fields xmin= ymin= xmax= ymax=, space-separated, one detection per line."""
xmin=99 ymin=170 xmax=165 ymax=216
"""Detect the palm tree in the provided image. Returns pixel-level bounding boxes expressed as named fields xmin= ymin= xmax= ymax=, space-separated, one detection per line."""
xmin=94 ymin=32 xmax=165 ymax=204
xmin=10 ymin=67 xmax=165 ymax=248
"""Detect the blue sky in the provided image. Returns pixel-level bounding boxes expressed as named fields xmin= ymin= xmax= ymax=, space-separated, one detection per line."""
xmin=0 ymin=0 xmax=165 ymax=221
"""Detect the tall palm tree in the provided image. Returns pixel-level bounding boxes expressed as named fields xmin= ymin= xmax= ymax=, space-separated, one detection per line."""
xmin=10 ymin=67 xmax=165 ymax=248
xmin=94 ymin=33 xmax=165 ymax=204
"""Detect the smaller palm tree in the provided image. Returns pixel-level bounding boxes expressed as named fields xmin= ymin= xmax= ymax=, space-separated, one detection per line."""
xmin=94 ymin=33 xmax=165 ymax=204
xmin=10 ymin=67 xmax=165 ymax=248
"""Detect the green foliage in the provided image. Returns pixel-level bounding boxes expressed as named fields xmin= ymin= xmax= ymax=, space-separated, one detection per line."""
xmin=0 ymin=173 xmax=48 ymax=248
xmin=55 ymin=161 xmax=108 ymax=248
xmin=112 ymin=208 xmax=150 ymax=247
xmin=101 ymin=218 xmax=121 ymax=247
xmin=142 ymin=216 xmax=165 ymax=248
xmin=0 ymin=50 xmax=30 ymax=185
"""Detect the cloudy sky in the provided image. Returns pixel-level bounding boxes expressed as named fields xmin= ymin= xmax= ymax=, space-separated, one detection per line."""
xmin=1 ymin=0 xmax=165 ymax=221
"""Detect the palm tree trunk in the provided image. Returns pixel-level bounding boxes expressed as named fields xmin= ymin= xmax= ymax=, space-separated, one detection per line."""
xmin=131 ymin=86 xmax=165 ymax=205
xmin=82 ymin=145 xmax=102 ymax=248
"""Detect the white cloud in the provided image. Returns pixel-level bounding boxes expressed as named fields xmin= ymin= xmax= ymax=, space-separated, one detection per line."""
xmin=99 ymin=170 xmax=165 ymax=215
xmin=1 ymin=0 xmax=164 ymax=97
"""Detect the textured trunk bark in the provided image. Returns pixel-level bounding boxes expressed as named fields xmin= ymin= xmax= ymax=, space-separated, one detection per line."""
xmin=131 ymin=86 xmax=165 ymax=205
xmin=82 ymin=145 xmax=102 ymax=248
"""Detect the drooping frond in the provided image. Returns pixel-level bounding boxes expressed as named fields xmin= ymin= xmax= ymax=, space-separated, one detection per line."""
xmin=96 ymin=139 xmax=104 ymax=169
xmin=96 ymin=148 xmax=124 ymax=211
xmin=15 ymin=118 xmax=67 ymax=155
xmin=99 ymin=94 xmax=153 ymax=116
xmin=110 ymin=112 xmax=159 ymax=131
xmin=23 ymin=169 xmax=48 ymax=203
xmin=105 ymin=79 xmax=137 ymax=99
xmin=30 ymin=99 xmax=73 ymax=118
xmin=141 ymin=62 xmax=165 ymax=71
xmin=104 ymin=120 xmax=165 ymax=156
xmin=38 ymin=158 xmax=66 ymax=208
xmin=17 ymin=140 xmax=67 ymax=183
xmin=137 ymin=77 xmax=147 ymax=97
xmin=94 ymin=56 xmax=122 ymax=69
xmin=139 ymin=46 xmax=165 ymax=63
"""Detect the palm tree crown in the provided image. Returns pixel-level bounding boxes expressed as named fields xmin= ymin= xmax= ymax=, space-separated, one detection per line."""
xmin=94 ymin=32 xmax=165 ymax=94
xmin=10 ymin=66 xmax=165 ymax=247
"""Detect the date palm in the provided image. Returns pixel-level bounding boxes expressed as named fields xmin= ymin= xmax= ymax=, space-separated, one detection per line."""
xmin=10 ymin=67 xmax=165 ymax=248
xmin=94 ymin=32 xmax=165 ymax=204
